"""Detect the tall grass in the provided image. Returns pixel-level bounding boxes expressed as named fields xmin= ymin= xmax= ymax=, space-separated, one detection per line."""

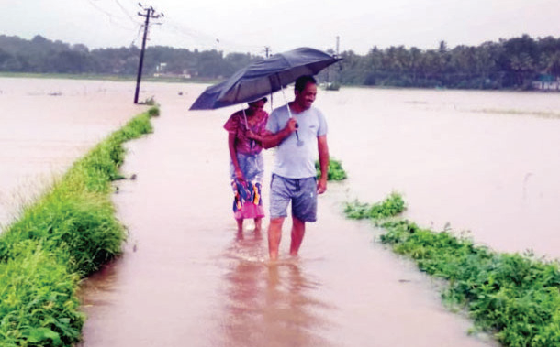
xmin=0 ymin=106 xmax=156 ymax=346
xmin=344 ymin=193 xmax=560 ymax=347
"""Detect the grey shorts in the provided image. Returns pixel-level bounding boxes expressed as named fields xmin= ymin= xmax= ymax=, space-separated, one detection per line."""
xmin=269 ymin=174 xmax=318 ymax=222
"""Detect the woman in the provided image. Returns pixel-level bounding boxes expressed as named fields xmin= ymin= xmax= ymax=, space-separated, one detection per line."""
xmin=223 ymin=97 xmax=269 ymax=234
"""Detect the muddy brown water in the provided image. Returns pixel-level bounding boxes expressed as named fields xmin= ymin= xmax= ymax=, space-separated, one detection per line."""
xmin=0 ymin=77 xmax=145 ymax=227
xmin=3 ymin=78 xmax=560 ymax=346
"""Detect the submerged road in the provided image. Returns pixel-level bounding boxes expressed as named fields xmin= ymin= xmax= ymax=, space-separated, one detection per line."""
xmin=80 ymin=86 xmax=496 ymax=347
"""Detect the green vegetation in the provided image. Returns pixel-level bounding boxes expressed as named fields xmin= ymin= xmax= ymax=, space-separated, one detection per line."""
xmin=0 ymin=35 xmax=263 ymax=81
xmin=344 ymin=192 xmax=560 ymax=347
xmin=336 ymin=35 xmax=560 ymax=90
xmin=148 ymin=105 xmax=160 ymax=116
xmin=2 ymin=34 xmax=560 ymax=90
xmin=316 ymin=158 xmax=347 ymax=180
xmin=344 ymin=192 xmax=405 ymax=220
xmin=0 ymin=106 xmax=156 ymax=346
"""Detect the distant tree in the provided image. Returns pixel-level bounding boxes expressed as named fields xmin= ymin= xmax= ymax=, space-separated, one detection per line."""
xmin=2 ymin=33 xmax=560 ymax=90
xmin=439 ymin=40 xmax=448 ymax=53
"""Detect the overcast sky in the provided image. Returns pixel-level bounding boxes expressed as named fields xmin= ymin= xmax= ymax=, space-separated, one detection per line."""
xmin=2 ymin=0 xmax=559 ymax=55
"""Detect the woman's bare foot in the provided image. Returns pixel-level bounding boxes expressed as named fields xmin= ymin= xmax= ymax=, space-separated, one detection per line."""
xmin=236 ymin=219 xmax=243 ymax=234
xmin=254 ymin=218 xmax=262 ymax=233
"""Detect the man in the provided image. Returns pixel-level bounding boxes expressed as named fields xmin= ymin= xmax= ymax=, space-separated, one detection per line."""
xmin=249 ymin=75 xmax=330 ymax=260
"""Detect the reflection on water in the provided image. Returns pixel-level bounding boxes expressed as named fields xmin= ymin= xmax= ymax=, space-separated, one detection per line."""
xmin=221 ymin=231 xmax=335 ymax=347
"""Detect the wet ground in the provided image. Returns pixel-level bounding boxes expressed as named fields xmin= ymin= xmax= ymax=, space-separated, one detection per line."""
xmin=4 ymin=78 xmax=560 ymax=346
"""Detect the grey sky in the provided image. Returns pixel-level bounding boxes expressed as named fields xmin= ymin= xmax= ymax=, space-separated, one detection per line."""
xmin=1 ymin=0 xmax=559 ymax=55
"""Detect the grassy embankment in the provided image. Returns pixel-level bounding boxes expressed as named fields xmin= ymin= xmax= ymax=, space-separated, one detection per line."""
xmin=0 ymin=106 xmax=158 ymax=346
xmin=344 ymin=193 xmax=560 ymax=347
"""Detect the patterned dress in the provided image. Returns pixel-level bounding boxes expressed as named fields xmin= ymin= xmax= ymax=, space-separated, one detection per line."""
xmin=224 ymin=109 xmax=269 ymax=220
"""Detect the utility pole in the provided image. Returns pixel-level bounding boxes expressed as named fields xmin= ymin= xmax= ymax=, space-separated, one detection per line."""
xmin=336 ymin=36 xmax=340 ymax=58
xmin=134 ymin=5 xmax=162 ymax=104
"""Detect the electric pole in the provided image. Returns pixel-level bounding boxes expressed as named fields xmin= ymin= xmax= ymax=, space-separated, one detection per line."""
xmin=336 ymin=36 xmax=340 ymax=58
xmin=134 ymin=5 xmax=162 ymax=104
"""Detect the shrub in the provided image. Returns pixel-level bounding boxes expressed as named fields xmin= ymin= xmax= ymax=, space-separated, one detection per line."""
xmin=316 ymin=158 xmax=347 ymax=181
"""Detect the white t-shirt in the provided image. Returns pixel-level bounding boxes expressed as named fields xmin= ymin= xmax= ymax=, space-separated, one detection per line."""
xmin=265 ymin=104 xmax=328 ymax=179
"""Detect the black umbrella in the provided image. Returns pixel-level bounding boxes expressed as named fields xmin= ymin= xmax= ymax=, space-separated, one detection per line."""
xmin=189 ymin=47 xmax=340 ymax=111
xmin=188 ymin=80 xmax=231 ymax=110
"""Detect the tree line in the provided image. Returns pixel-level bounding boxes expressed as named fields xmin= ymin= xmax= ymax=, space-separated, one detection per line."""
xmin=334 ymin=35 xmax=560 ymax=90
xmin=1 ymin=34 xmax=560 ymax=90
xmin=0 ymin=35 xmax=260 ymax=80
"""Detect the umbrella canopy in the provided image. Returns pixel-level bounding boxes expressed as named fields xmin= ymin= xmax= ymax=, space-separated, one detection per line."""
xmin=188 ymin=80 xmax=231 ymax=110
xmin=189 ymin=47 xmax=340 ymax=110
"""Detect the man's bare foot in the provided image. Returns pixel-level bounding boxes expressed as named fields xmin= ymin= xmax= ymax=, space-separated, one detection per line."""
xmin=264 ymin=256 xmax=299 ymax=267
xmin=268 ymin=252 xmax=279 ymax=263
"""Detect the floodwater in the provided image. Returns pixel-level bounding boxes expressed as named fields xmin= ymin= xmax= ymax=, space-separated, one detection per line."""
xmin=3 ymin=78 xmax=560 ymax=346
xmin=0 ymin=77 xmax=145 ymax=227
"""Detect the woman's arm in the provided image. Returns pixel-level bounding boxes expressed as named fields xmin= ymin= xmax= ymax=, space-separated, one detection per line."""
xmin=228 ymin=133 xmax=243 ymax=180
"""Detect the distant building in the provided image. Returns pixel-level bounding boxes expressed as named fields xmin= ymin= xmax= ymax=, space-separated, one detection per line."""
xmin=153 ymin=62 xmax=193 ymax=79
xmin=532 ymin=75 xmax=560 ymax=91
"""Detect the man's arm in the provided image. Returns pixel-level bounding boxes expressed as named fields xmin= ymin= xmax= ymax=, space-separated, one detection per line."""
xmin=248 ymin=118 xmax=297 ymax=149
xmin=317 ymin=135 xmax=330 ymax=194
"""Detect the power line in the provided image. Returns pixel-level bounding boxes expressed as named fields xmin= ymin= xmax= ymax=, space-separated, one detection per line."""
xmin=154 ymin=15 xmax=263 ymax=55
xmin=84 ymin=0 xmax=138 ymax=31
xmin=130 ymin=24 xmax=144 ymax=47
xmin=134 ymin=4 xmax=162 ymax=104
xmin=114 ymin=0 xmax=141 ymax=26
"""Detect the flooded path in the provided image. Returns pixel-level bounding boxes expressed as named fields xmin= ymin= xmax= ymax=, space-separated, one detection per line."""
xmin=80 ymin=86 xmax=498 ymax=346
xmin=4 ymin=78 xmax=560 ymax=346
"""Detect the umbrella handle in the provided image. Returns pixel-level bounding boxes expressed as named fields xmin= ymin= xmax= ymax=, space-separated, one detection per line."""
xmin=280 ymin=84 xmax=293 ymax=119
xmin=242 ymin=108 xmax=249 ymax=128
xmin=241 ymin=108 xmax=255 ymax=149
xmin=280 ymin=84 xmax=301 ymax=142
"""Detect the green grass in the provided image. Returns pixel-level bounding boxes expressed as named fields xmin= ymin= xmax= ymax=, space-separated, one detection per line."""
xmin=316 ymin=158 xmax=347 ymax=180
xmin=344 ymin=193 xmax=560 ymax=347
xmin=0 ymin=106 xmax=157 ymax=346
